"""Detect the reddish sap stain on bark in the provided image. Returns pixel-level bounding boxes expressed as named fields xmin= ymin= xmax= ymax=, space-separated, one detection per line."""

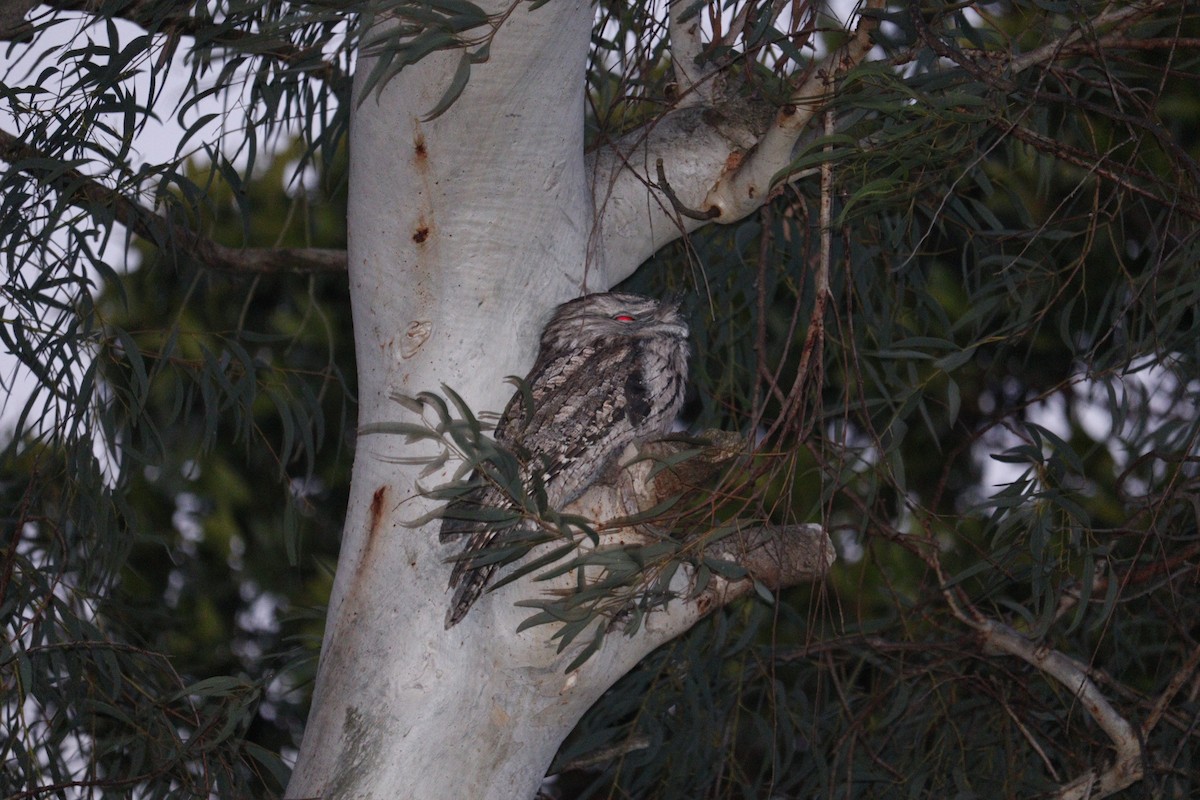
xmin=369 ymin=485 xmax=387 ymax=537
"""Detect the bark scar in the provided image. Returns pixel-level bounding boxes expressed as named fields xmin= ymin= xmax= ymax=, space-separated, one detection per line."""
xmin=369 ymin=485 xmax=388 ymax=538
xmin=401 ymin=320 xmax=432 ymax=358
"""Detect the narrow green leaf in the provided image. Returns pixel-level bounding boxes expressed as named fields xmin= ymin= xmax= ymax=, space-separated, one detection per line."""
xmin=421 ymin=51 xmax=471 ymax=122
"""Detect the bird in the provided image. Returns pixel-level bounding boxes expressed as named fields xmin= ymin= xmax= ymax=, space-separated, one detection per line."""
xmin=441 ymin=292 xmax=690 ymax=628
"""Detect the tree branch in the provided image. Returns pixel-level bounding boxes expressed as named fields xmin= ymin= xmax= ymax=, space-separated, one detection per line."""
xmin=933 ymin=569 xmax=1145 ymax=800
xmin=0 ymin=0 xmax=348 ymax=85
xmin=701 ymin=0 xmax=883 ymax=223
xmin=761 ymin=109 xmax=832 ymax=442
xmin=1008 ymin=0 xmax=1176 ymax=75
xmin=0 ymin=128 xmax=347 ymax=273
xmin=589 ymin=2 xmax=882 ymax=281
xmin=589 ymin=104 xmax=761 ymax=282
xmin=667 ymin=0 xmax=712 ymax=106
xmin=1005 ymin=121 xmax=1200 ymax=222
xmin=696 ymin=521 xmax=833 ymax=603
xmin=594 ymin=0 xmax=1191 ymax=285
xmin=564 ymin=431 xmax=834 ymax=630
xmin=975 ymin=619 xmax=1144 ymax=800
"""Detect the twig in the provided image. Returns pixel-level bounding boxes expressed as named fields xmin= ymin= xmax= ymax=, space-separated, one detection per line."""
xmin=555 ymin=736 xmax=651 ymax=772
xmin=3 ymin=0 xmax=347 ymax=85
xmin=0 ymin=128 xmax=347 ymax=273
xmin=655 ymin=158 xmax=720 ymax=221
xmin=997 ymin=691 xmax=1063 ymax=781
xmin=1009 ymin=0 xmax=1176 ymax=75
xmin=816 ymin=107 xmax=833 ymax=304
xmin=1005 ymin=124 xmax=1200 ymax=223
xmin=762 ymin=108 xmax=833 ymax=442
xmin=1142 ymin=642 xmax=1200 ymax=740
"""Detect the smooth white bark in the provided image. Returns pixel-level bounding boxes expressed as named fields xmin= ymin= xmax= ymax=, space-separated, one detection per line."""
xmin=589 ymin=104 xmax=759 ymax=283
xmin=288 ymin=6 xmax=838 ymax=799
xmin=287 ymin=4 xmax=598 ymax=797
xmin=590 ymin=2 xmax=881 ymax=285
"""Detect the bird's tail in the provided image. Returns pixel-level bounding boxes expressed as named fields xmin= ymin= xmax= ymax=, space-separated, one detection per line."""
xmin=440 ymin=485 xmax=510 ymax=627
xmin=445 ymin=558 xmax=496 ymax=628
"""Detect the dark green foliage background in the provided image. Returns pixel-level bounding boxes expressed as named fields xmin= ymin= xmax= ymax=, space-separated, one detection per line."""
xmin=3 ymin=1 xmax=1199 ymax=798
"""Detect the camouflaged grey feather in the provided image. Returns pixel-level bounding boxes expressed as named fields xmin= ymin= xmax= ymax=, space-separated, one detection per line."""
xmin=441 ymin=292 xmax=690 ymax=628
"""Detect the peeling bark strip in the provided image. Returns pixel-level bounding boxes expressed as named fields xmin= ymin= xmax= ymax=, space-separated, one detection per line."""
xmin=401 ymin=321 xmax=433 ymax=358
xmin=353 ymin=485 xmax=390 ymax=583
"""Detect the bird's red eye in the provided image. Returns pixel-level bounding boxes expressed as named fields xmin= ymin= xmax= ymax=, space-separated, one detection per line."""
xmin=614 ymin=314 xmax=635 ymax=322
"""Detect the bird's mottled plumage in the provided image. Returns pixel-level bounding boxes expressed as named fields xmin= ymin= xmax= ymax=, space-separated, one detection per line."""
xmin=442 ymin=292 xmax=690 ymax=627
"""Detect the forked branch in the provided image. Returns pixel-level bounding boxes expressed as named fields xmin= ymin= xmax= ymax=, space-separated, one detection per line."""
xmin=936 ymin=575 xmax=1145 ymax=799
xmin=701 ymin=0 xmax=884 ymax=222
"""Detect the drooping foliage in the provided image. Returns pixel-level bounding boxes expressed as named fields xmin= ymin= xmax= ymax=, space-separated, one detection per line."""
xmin=572 ymin=4 xmax=1200 ymax=797
xmin=2 ymin=1 xmax=1198 ymax=799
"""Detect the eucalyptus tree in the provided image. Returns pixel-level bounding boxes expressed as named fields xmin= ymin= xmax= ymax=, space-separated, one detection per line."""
xmin=2 ymin=2 xmax=1199 ymax=799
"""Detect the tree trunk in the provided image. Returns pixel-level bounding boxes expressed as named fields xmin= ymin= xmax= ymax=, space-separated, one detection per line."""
xmin=285 ymin=4 xmax=599 ymax=797
xmin=286 ymin=7 xmax=831 ymax=798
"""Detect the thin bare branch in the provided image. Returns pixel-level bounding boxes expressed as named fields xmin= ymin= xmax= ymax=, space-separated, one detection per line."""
xmin=1005 ymin=123 xmax=1200 ymax=222
xmin=654 ymin=158 xmax=720 ymax=220
xmin=761 ymin=109 xmax=833 ymax=443
xmin=978 ymin=621 xmax=1144 ymax=800
xmin=928 ymin=535 xmax=1145 ymax=800
xmin=1 ymin=0 xmax=347 ymax=85
xmin=1142 ymin=642 xmax=1200 ymax=740
xmin=555 ymin=736 xmax=651 ymax=773
xmin=0 ymin=128 xmax=347 ymax=273
xmin=1009 ymin=0 xmax=1177 ymax=74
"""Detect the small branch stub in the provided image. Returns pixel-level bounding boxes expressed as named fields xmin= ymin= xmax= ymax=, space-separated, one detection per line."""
xmin=564 ymin=432 xmax=834 ymax=625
